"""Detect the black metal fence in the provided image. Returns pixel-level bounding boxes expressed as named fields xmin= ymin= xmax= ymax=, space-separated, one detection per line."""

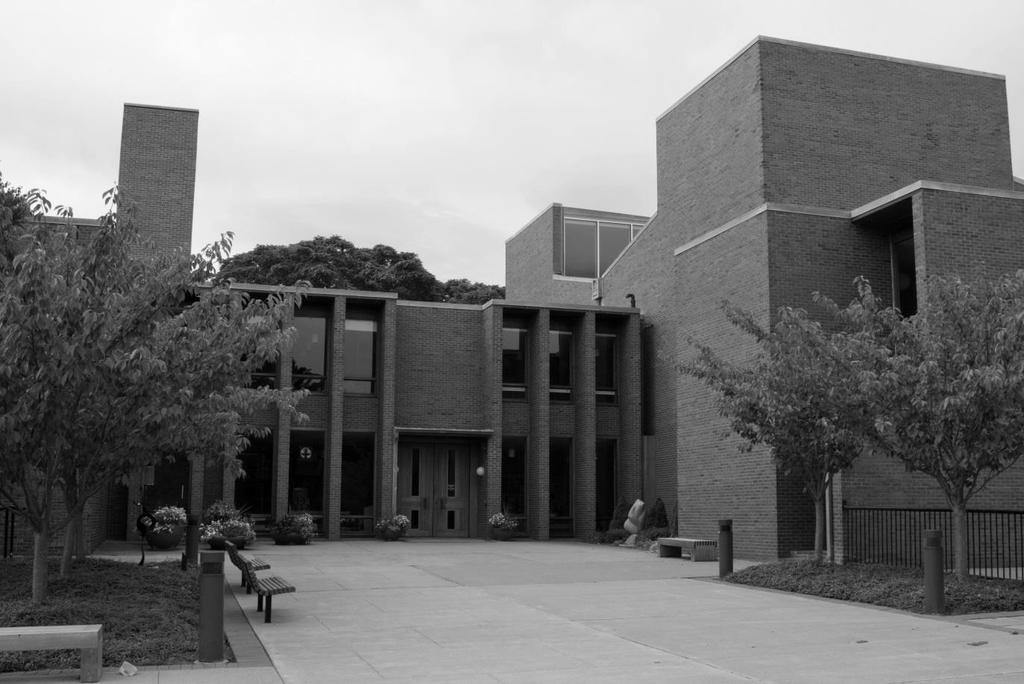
xmin=2 ymin=505 xmax=16 ymax=559
xmin=843 ymin=507 xmax=1024 ymax=580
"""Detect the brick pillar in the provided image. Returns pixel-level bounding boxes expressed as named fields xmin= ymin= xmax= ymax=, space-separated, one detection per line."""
xmin=527 ymin=309 xmax=550 ymax=539
xmin=117 ymin=104 xmax=198 ymax=257
xmin=618 ymin=313 xmax=643 ymax=500
xmin=274 ymin=308 xmax=294 ymax=521
xmin=378 ymin=299 xmax=398 ymax=516
xmin=483 ymin=306 xmax=503 ymax=530
xmin=323 ymin=296 xmax=346 ymax=540
xmin=574 ymin=311 xmax=597 ymax=541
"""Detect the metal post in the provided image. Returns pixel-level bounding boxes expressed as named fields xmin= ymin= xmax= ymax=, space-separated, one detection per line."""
xmin=923 ymin=529 xmax=944 ymax=614
xmin=197 ymin=551 xmax=225 ymax=663
xmin=719 ymin=519 xmax=733 ymax=578
xmin=186 ymin=516 xmax=199 ymax=566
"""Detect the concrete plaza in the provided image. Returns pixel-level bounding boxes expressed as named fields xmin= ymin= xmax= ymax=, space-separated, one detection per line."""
xmin=6 ymin=538 xmax=1024 ymax=682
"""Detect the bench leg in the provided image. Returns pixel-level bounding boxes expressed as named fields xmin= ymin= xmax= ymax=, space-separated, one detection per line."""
xmin=80 ymin=632 xmax=101 ymax=682
xmin=257 ymin=594 xmax=264 ymax=612
xmin=265 ymin=596 xmax=272 ymax=623
xmin=659 ymin=545 xmax=682 ymax=558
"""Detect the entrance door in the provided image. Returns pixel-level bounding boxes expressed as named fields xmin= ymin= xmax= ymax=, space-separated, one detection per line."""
xmin=397 ymin=442 xmax=470 ymax=537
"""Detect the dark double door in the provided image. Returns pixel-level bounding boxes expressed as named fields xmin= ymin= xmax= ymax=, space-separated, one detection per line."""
xmin=397 ymin=442 xmax=469 ymax=537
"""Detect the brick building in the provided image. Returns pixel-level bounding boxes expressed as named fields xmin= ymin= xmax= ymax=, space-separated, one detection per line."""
xmin=507 ymin=37 xmax=1024 ymax=560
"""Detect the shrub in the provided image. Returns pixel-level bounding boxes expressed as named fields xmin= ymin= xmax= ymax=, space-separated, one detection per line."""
xmin=273 ymin=513 xmax=317 ymax=541
xmin=608 ymin=498 xmax=631 ymax=531
xmin=150 ymin=506 xmax=186 ymax=534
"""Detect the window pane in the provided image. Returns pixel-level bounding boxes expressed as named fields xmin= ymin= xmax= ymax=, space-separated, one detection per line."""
xmin=550 ymin=330 xmax=572 ymax=400
xmin=502 ymin=328 xmax=527 ymax=387
xmin=289 ymin=431 xmax=325 ymax=512
xmin=341 ymin=433 xmax=375 ymax=534
xmin=344 ymin=317 xmax=377 ymax=393
xmin=501 ymin=437 xmax=526 ymax=519
xmin=564 ymin=219 xmax=597 ymax=278
xmin=596 ymin=333 xmax=616 ymax=402
xmin=293 ymin=316 xmax=327 ymax=391
xmin=598 ymin=222 xmax=631 ymax=275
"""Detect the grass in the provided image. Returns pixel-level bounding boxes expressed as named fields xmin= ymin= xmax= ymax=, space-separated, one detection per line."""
xmin=0 ymin=557 xmax=199 ymax=674
xmin=725 ymin=560 xmax=1024 ymax=615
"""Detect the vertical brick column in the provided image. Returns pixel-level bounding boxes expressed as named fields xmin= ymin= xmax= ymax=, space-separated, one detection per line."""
xmin=274 ymin=308 xmax=295 ymax=521
xmin=618 ymin=313 xmax=643 ymax=500
xmin=831 ymin=472 xmax=845 ymax=564
xmin=117 ymin=104 xmax=198 ymax=257
xmin=527 ymin=309 xmax=550 ymax=539
xmin=483 ymin=306 xmax=503 ymax=530
xmin=378 ymin=300 xmax=398 ymax=516
xmin=574 ymin=311 xmax=597 ymax=540
xmin=323 ymin=296 xmax=346 ymax=540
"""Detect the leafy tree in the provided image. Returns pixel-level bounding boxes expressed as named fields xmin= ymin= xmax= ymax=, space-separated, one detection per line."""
xmin=0 ymin=177 xmax=306 ymax=603
xmin=870 ymin=272 xmax=1024 ymax=579
xmin=683 ymin=282 xmax=887 ymax=561
xmin=218 ymin=235 xmax=505 ymax=303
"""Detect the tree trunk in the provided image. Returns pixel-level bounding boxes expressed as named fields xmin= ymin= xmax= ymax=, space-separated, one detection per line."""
xmin=32 ymin=521 xmax=50 ymax=605
xmin=951 ymin=502 xmax=969 ymax=580
xmin=814 ymin=493 xmax=827 ymax=563
xmin=60 ymin=511 xmax=84 ymax=577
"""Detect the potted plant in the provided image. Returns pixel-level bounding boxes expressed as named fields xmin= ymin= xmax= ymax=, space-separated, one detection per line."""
xmin=201 ymin=500 xmax=256 ymax=549
xmin=272 ymin=512 xmax=317 ymax=545
xmin=487 ymin=512 xmax=519 ymax=541
xmin=374 ymin=514 xmax=410 ymax=541
xmin=146 ymin=506 xmax=187 ymax=549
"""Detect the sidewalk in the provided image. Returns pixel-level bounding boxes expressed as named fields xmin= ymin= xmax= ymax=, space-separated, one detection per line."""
xmin=5 ymin=539 xmax=1024 ymax=682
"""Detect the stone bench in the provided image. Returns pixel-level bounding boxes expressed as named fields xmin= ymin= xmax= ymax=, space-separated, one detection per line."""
xmin=657 ymin=537 xmax=718 ymax=561
xmin=0 ymin=624 xmax=103 ymax=682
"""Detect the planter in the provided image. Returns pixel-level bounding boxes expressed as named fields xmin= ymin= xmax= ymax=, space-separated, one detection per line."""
xmin=272 ymin=532 xmax=311 ymax=546
xmin=146 ymin=527 xmax=183 ymax=550
xmin=207 ymin=535 xmax=250 ymax=550
xmin=376 ymin=528 xmax=405 ymax=541
xmin=490 ymin=527 xmax=515 ymax=541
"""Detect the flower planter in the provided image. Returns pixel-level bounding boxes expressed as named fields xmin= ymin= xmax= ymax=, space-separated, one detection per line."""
xmin=272 ymin=532 xmax=310 ymax=545
xmin=490 ymin=527 xmax=515 ymax=541
xmin=207 ymin=535 xmax=249 ymax=550
xmin=376 ymin=528 xmax=405 ymax=541
xmin=146 ymin=527 xmax=183 ymax=550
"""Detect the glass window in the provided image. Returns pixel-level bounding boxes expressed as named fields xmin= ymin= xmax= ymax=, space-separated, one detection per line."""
xmin=595 ymin=439 xmax=616 ymax=531
xmin=596 ymin=333 xmax=616 ymax=403
xmin=501 ymin=438 xmax=527 ymax=526
xmin=344 ymin=316 xmax=378 ymax=394
xmin=250 ymin=359 xmax=278 ymax=389
xmin=289 ymin=431 xmax=324 ymax=512
xmin=549 ymin=329 xmax=572 ymax=401
xmin=564 ymin=219 xmax=598 ymax=278
xmin=340 ymin=433 xmax=375 ymax=535
xmin=598 ymin=222 xmax=631 ymax=274
xmin=502 ymin=327 xmax=527 ymax=399
xmin=549 ymin=438 xmax=573 ymax=537
xmin=235 ymin=432 xmax=274 ymax=516
xmin=892 ymin=232 xmax=917 ymax=316
xmin=292 ymin=315 xmax=327 ymax=391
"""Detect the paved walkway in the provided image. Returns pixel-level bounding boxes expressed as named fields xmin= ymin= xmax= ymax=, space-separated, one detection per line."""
xmin=5 ymin=539 xmax=1024 ymax=682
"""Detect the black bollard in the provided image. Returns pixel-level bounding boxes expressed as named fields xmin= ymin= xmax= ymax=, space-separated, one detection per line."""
xmin=923 ymin=529 xmax=945 ymax=614
xmin=197 ymin=551 xmax=225 ymax=663
xmin=186 ymin=516 xmax=199 ymax=567
xmin=718 ymin=519 xmax=733 ymax=578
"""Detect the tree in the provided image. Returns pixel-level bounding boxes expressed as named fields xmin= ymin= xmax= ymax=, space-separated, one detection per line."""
xmin=0 ymin=176 xmax=307 ymax=603
xmin=683 ymin=282 xmax=887 ymax=561
xmin=870 ymin=272 xmax=1024 ymax=579
xmin=218 ymin=235 xmax=505 ymax=303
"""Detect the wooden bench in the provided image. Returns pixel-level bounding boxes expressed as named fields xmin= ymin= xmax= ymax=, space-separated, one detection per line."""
xmin=223 ymin=540 xmax=271 ymax=594
xmin=0 ymin=624 xmax=103 ymax=682
xmin=241 ymin=562 xmax=296 ymax=623
xmin=658 ymin=537 xmax=718 ymax=561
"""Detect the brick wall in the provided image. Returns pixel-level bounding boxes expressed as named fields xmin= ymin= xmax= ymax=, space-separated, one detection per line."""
xmin=759 ymin=39 xmax=1013 ymax=209
xmin=117 ymin=104 xmax=198 ymax=255
xmin=506 ymin=206 xmax=557 ymax=301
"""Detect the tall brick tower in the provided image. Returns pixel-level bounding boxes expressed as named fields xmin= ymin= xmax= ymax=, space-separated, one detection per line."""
xmin=117 ymin=103 xmax=199 ymax=256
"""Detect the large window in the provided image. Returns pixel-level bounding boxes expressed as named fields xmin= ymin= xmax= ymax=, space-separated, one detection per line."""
xmin=288 ymin=430 xmax=324 ymax=513
xmin=502 ymin=327 xmax=528 ymax=399
xmin=235 ymin=433 xmax=274 ymax=516
xmin=501 ymin=437 xmax=527 ymax=526
xmin=891 ymin=231 xmax=917 ymax=316
xmin=292 ymin=313 xmax=328 ymax=391
xmin=549 ymin=438 xmax=573 ymax=537
xmin=596 ymin=333 xmax=616 ymax=403
xmin=563 ymin=218 xmax=645 ymax=278
xmin=340 ymin=433 xmax=375 ymax=535
xmin=344 ymin=311 xmax=378 ymax=394
xmin=595 ymin=439 xmax=617 ymax=532
xmin=549 ymin=329 xmax=573 ymax=401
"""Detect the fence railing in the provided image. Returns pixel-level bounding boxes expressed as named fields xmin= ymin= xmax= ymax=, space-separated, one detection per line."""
xmin=843 ymin=507 xmax=1024 ymax=580
xmin=2 ymin=505 xmax=16 ymax=559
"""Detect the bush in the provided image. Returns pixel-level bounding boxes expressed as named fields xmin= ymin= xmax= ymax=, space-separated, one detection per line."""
xmin=608 ymin=498 xmax=631 ymax=531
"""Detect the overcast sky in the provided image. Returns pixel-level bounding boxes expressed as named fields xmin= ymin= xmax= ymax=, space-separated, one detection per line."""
xmin=4 ymin=1 xmax=1024 ymax=284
